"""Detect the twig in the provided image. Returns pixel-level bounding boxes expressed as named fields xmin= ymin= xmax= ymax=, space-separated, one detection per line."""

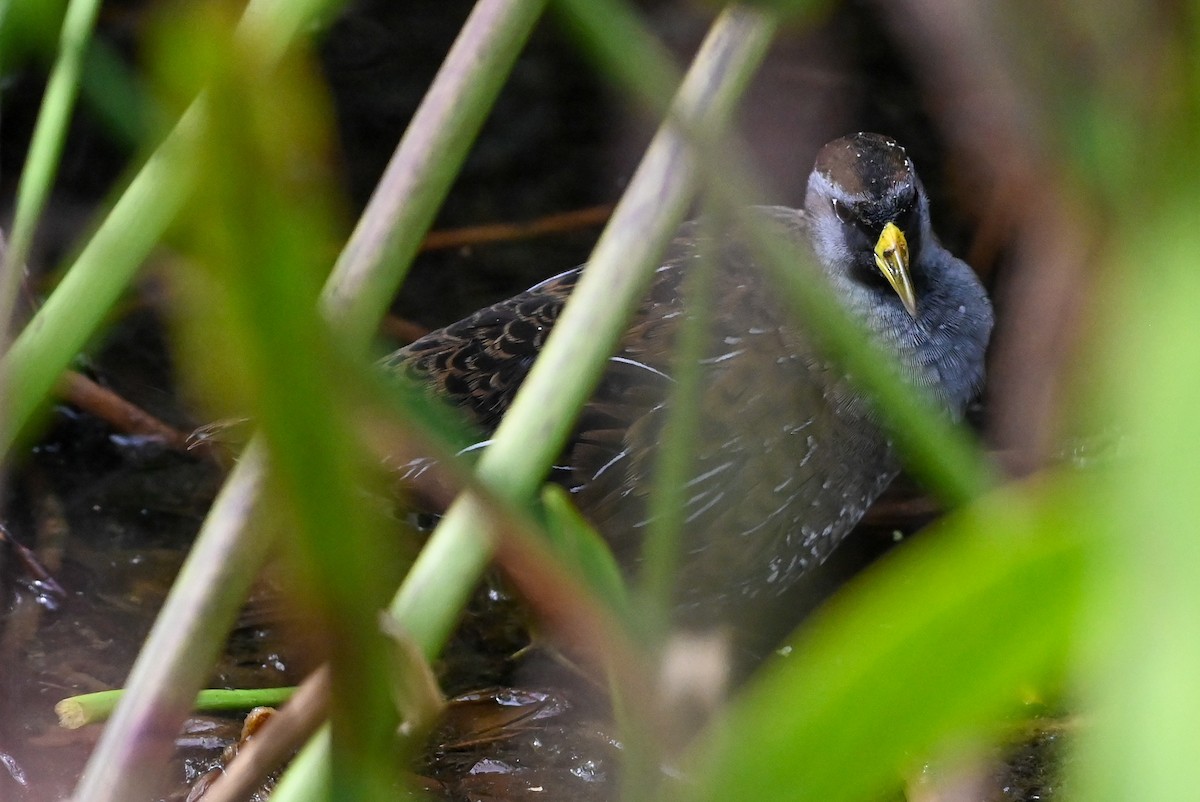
xmin=419 ymin=204 xmax=612 ymax=252
xmin=177 ymin=669 xmax=329 ymax=802
xmin=379 ymin=315 xmax=430 ymax=345
xmin=0 ymin=523 xmax=66 ymax=601
xmin=58 ymin=371 xmax=198 ymax=455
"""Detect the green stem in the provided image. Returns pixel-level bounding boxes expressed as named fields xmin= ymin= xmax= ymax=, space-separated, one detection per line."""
xmin=55 ymin=686 xmax=297 ymax=730
xmin=0 ymin=0 xmax=104 ymax=460
xmin=0 ymin=102 xmax=203 ymax=455
xmin=320 ymin=0 xmax=552 ymax=348
xmin=71 ymin=441 xmax=277 ymax=802
xmin=0 ymin=0 xmax=103 ymax=348
xmin=635 ymin=211 xmax=716 ymax=643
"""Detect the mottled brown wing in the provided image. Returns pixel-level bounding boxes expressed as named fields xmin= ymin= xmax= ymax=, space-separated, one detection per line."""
xmin=385 ymin=269 xmax=580 ymax=434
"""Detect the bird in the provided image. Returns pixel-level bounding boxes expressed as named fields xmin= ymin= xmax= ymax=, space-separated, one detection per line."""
xmin=387 ymin=132 xmax=993 ymax=627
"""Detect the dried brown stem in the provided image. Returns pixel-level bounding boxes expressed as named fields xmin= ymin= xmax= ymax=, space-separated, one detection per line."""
xmin=57 ymin=370 xmax=197 ymax=455
xmin=191 ymin=667 xmax=331 ymax=802
xmin=380 ymin=316 xmax=431 ymax=345
xmin=0 ymin=523 xmax=65 ymax=599
xmin=419 ymin=204 xmax=612 ymax=252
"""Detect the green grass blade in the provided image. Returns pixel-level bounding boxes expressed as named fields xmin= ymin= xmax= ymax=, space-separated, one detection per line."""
xmin=0 ymin=0 xmax=102 ymax=349
xmin=686 ymin=474 xmax=1085 ymax=802
xmin=175 ymin=12 xmax=399 ymax=795
xmin=634 ymin=210 xmax=717 ymax=642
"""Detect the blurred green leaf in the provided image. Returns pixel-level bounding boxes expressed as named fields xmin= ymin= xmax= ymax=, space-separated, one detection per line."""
xmin=634 ymin=211 xmax=715 ymax=642
xmin=685 ymin=474 xmax=1086 ymax=802
xmin=79 ymin=38 xmax=162 ymax=148
xmin=541 ymin=483 xmax=632 ymax=622
xmin=0 ymin=0 xmax=67 ymax=73
xmin=157 ymin=3 xmax=399 ymax=797
xmin=1070 ymin=170 xmax=1200 ymax=802
xmin=0 ymin=0 xmax=103 ymax=380
xmin=1052 ymin=8 xmax=1200 ymax=800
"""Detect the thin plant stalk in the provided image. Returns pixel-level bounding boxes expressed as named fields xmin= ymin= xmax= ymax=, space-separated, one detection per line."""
xmin=635 ymin=210 xmax=717 ymax=640
xmin=0 ymin=103 xmax=200 ymax=455
xmin=620 ymin=210 xmax=719 ymax=802
xmin=182 ymin=16 xmax=399 ymax=794
xmin=69 ymin=442 xmax=276 ymax=802
xmin=321 ymin=0 xmax=552 ymax=348
xmin=0 ymin=0 xmax=102 ymax=348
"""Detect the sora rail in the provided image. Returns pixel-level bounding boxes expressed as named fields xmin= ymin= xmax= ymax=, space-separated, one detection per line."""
xmin=389 ymin=132 xmax=993 ymax=625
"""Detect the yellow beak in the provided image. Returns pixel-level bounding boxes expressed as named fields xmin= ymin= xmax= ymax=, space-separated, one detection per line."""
xmin=873 ymin=222 xmax=917 ymax=317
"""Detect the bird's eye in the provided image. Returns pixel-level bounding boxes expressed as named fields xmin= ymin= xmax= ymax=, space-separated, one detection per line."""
xmin=831 ymin=198 xmax=852 ymax=224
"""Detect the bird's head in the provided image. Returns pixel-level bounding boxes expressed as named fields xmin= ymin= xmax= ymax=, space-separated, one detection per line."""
xmin=804 ymin=132 xmax=931 ymax=318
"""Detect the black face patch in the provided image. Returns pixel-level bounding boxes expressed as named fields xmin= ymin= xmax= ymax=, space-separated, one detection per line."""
xmin=833 ymin=197 xmax=885 ymax=241
xmin=831 ymin=186 xmax=917 ymax=238
xmin=894 ymin=193 xmax=922 ymax=259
